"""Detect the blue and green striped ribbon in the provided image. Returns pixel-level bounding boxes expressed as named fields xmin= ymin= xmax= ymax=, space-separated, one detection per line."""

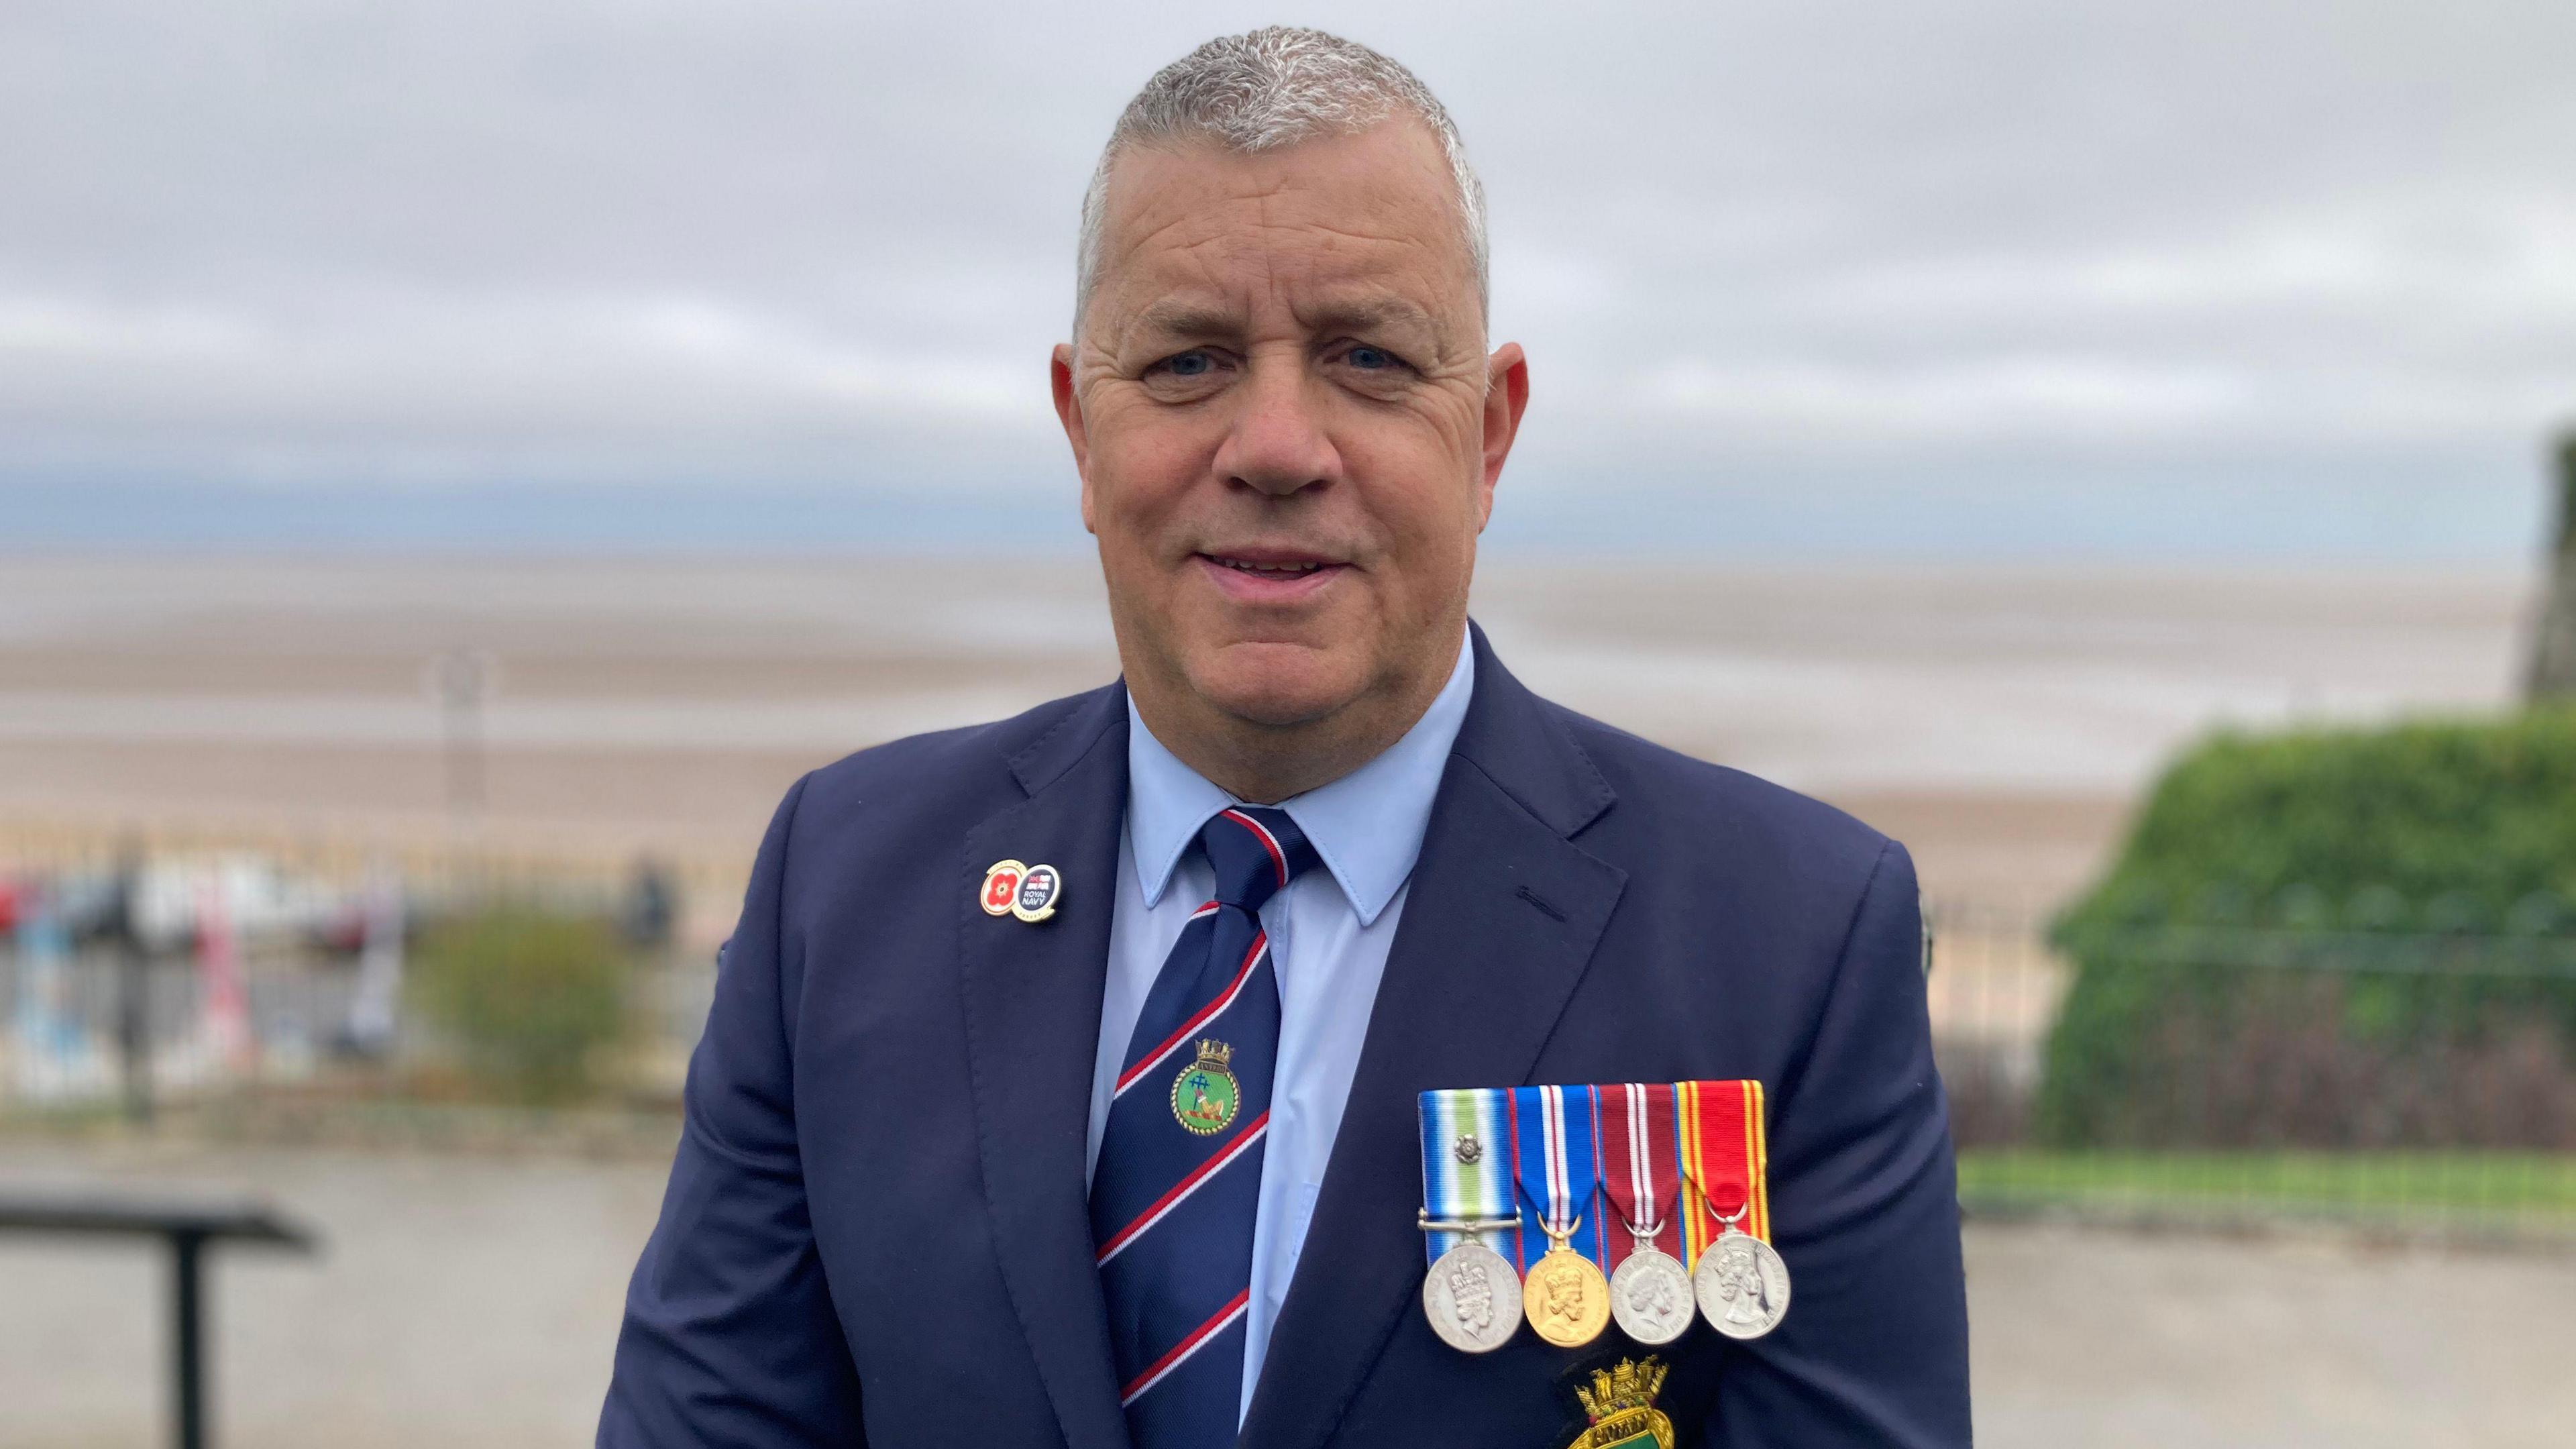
xmin=1417 ymin=1087 xmax=1513 ymax=1265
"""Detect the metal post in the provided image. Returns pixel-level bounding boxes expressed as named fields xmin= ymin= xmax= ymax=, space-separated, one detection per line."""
xmin=0 ymin=1193 xmax=311 ymax=1449
xmin=171 ymin=1230 xmax=207 ymax=1449
xmin=427 ymin=649 xmax=496 ymax=836
xmin=113 ymin=839 xmax=154 ymax=1126
xmin=117 ymin=947 xmax=153 ymax=1125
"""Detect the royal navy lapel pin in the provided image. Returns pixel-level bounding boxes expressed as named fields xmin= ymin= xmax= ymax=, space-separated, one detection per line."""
xmin=980 ymin=859 xmax=1063 ymax=923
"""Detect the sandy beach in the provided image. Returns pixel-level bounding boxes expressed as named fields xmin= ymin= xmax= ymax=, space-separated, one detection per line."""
xmin=0 ymin=553 xmax=2534 ymax=912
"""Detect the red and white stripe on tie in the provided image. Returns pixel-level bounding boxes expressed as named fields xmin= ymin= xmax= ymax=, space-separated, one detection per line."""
xmin=1120 ymin=1288 xmax=1252 ymax=1406
xmin=1094 ymin=1110 xmax=1271 ymax=1267
xmin=1218 ymin=807 xmax=1289 ymax=888
xmin=1112 ymin=924 xmax=1265 ymax=1100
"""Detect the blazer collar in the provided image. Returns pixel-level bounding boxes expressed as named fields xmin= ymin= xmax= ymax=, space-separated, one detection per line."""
xmin=1448 ymin=620 xmax=1615 ymax=839
xmin=961 ymin=682 xmax=1135 ymax=1449
xmin=1240 ymin=623 xmax=1627 ymax=1449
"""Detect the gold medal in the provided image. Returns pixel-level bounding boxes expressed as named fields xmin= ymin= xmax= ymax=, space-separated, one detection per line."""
xmin=1523 ymin=1217 xmax=1611 ymax=1348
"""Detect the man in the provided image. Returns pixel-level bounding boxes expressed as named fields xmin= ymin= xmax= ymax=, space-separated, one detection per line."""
xmin=602 ymin=26 xmax=1968 ymax=1449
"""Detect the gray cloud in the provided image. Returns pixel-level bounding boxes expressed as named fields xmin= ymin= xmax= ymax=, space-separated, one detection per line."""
xmin=3 ymin=1 xmax=2571 ymax=551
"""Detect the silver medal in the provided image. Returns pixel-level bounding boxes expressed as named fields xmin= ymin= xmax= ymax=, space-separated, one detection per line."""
xmin=1421 ymin=1239 xmax=1521 ymax=1353
xmin=1609 ymin=1246 xmax=1695 ymax=1345
xmin=1693 ymin=1227 xmax=1792 ymax=1340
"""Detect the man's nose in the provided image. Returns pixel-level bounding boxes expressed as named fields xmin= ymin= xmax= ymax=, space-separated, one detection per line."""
xmin=1212 ymin=353 xmax=1336 ymax=498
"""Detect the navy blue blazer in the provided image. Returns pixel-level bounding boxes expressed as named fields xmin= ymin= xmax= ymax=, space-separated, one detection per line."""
xmin=602 ymin=626 xmax=1970 ymax=1448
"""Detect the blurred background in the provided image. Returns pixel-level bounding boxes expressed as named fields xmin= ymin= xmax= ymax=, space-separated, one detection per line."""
xmin=5 ymin=3 xmax=2574 ymax=1446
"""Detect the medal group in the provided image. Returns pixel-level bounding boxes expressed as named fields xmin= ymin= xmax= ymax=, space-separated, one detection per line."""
xmin=1417 ymin=1081 xmax=1790 ymax=1354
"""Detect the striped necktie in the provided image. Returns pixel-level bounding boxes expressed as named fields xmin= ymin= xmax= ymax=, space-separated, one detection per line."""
xmin=1091 ymin=805 xmax=1319 ymax=1448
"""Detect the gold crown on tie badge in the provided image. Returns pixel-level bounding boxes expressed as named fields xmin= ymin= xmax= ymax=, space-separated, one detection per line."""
xmin=1171 ymin=1039 xmax=1241 ymax=1136
xmin=1566 ymin=1357 xmax=1674 ymax=1449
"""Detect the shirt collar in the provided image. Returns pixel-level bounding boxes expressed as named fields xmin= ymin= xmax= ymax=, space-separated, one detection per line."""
xmin=1125 ymin=631 xmax=1475 ymax=926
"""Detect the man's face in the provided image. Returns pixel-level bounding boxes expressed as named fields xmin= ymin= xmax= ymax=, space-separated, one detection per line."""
xmin=1055 ymin=121 xmax=1525 ymax=739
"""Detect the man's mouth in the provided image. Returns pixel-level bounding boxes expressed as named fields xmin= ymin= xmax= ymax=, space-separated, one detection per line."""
xmin=1209 ymin=555 xmax=1326 ymax=579
xmin=1194 ymin=550 xmax=1348 ymax=599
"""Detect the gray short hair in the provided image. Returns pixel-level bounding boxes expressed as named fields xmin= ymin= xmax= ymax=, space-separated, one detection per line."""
xmin=1074 ymin=27 xmax=1489 ymax=335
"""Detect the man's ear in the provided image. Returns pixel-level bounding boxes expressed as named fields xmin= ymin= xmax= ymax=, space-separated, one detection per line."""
xmin=1477 ymin=342 xmax=1529 ymax=530
xmin=1052 ymin=343 xmax=1097 ymax=534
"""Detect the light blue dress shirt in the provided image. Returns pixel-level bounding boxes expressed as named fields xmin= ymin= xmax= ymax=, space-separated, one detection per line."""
xmin=1085 ymin=633 xmax=1474 ymax=1421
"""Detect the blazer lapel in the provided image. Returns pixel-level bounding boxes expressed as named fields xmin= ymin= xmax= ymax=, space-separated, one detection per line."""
xmin=958 ymin=686 xmax=1134 ymax=1449
xmin=1241 ymin=629 xmax=1628 ymax=1449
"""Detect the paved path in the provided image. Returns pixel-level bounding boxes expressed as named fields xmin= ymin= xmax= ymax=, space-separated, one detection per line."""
xmin=3 ymin=1140 xmax=2569 ymax=1447
xmin=1967 ymin=1220 xmax=2575 ymax=1449
xmin=1 ymin=1139 xmax=662 ymax=1448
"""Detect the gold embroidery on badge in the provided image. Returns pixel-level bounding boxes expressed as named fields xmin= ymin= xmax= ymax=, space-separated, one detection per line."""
xmin=1567 ymin=1357 xmax=1675 ymax=1449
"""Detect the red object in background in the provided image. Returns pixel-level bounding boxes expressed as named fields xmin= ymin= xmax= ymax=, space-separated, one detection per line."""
xmin=312 ymin=901 xmax=371 ymax=956
xmin=0 ymin=875 xmax=24 ymax=933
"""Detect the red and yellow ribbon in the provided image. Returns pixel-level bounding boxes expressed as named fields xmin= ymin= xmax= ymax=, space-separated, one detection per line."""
xmin=1676 ymin=1078 xmax=1770 ymax=1261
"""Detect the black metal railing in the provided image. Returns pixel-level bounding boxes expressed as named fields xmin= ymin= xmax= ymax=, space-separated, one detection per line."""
xmin=1927 ymin=899 xmax=2576 ymax=1240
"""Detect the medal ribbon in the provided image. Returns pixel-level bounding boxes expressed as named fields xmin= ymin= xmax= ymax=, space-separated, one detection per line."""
xmin=1416 ymin=1088 xmax=1513 ymax=1265
xmin=1507 ymin=1083 xmax=1603 ymax=1272
xmin=1678 ymin=1078 xmax=1770 ymax=1262
xmin=1597 ymin=1082 xmax=1684 ymax=1270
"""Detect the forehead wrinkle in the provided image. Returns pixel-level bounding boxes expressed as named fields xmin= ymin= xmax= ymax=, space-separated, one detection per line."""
xmin=1242 ymin=174 xmax=1476 ymax=352
xmin=1238 ymin=166 xmax=1457 ymax=288
xmin=1119 ymin=289 xmax=1450 ymax=357
xmin=1091 ymin=155 xmax=1479 ymax=358
xmin=1092 ymin=145 xmax=1295 ymax=290
xmin=1099 ymin=207 xmax=1222 ymax=307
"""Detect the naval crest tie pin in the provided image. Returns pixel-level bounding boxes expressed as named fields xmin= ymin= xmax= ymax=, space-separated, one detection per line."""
xmin=1170 ymin=1039 xmax=1240 ymax=1135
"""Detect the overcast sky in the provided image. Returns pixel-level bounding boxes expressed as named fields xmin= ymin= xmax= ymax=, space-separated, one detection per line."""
xmin=5 ymin=1 xmax=2572 ymax=557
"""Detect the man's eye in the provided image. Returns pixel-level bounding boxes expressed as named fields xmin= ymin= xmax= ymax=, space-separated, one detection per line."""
xmin=1156 ymin=350 xmax=1215 ymax=378
xmin=1347 ymin=345 xmax=1397 ymax=370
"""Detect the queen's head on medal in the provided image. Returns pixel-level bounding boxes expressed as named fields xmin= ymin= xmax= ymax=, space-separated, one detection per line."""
xmin=1715 ymin=1239 xmax=1770 ymax=1324
xmin=1543 ymin=1258 xmax=1588 ymax=1322
xmin=1448 ymin=1260 xmax=1493 ymax=1331
xmin=1628 ymin=1265 xmax=1679 ymax=1317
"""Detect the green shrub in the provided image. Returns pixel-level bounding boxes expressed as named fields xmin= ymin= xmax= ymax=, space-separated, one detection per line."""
xmin=2041 ymin=710 xmax=2576 ymax=1148
xmin=414 ymin=907 xmax=631 ymax=1103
